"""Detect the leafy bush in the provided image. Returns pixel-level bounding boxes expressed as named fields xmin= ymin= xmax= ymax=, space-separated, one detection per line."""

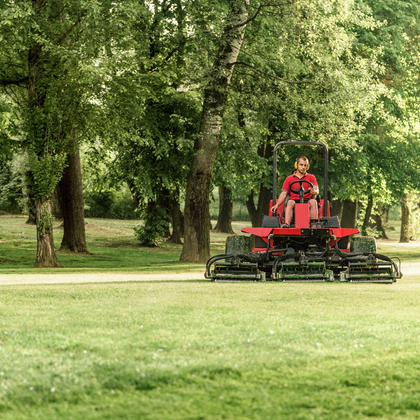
xmin=133 ymin=204 xmax=169 ymax=247
xmin=0 ymin=163 xmax=26 ymax=214
xmin=84 ymin=190 xmax=137 ymax=219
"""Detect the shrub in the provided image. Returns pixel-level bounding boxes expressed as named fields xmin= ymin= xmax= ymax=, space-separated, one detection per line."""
xmin=134 ymin=204 xmax=169 ymax=247
xmin=84 ymin=190 xmax=137 ymax=219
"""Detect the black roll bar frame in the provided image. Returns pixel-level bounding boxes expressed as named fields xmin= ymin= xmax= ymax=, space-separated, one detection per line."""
xmin=272 ymin=141 xmax=329 ymax=218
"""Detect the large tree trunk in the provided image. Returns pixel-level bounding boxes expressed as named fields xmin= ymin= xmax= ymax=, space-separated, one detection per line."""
xmin=341 ymin=199 xmax=358 ymax=229
xmin=34 ymin=198 xmax=62 ymax=267
xmin=213 ymin=186 xmax=234 ymax=234
xmin=180 ymin=0 xmax=249 ymax=263
xmin=400 ymin=193 xmax=410 ymax=242
xmin=58 ymin=142 xmax=89 ymax=253
xmin=28 ymin=0 xmax=63 ymax=267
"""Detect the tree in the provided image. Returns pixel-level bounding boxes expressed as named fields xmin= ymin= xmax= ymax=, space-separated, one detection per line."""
xmin=214 ymin=0 xmax=383 ymax=230
xmin=334 ymin=0 xmax=420 ymax=234
xmin=180 ymin=0 xmax=250 ymax=263
xmin=82 ymin=0 xmax=205 ymax=246
xmin=0 ymin=0 xmax=125 ymax=265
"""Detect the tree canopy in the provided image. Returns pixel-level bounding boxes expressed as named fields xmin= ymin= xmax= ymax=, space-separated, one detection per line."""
xmin=0 ymin=0 xmax=419 ymax=264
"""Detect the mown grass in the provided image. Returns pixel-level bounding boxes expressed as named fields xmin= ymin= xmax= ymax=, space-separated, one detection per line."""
xmin=1 ymin=215 xmax=420 ymax=419
xmin=0 ymin=216 xmax=206 ymax=274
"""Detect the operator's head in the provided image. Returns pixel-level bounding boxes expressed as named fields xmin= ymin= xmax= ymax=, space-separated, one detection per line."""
xmin=295 ymin=156 xmax=310 ymax=172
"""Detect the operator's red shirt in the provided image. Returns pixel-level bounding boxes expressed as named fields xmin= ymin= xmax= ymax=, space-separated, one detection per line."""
xmin=282 ymin=172 xmax=318 ymax=201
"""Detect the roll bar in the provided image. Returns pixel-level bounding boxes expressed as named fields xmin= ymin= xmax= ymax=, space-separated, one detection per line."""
xmin=272 ymin=141 xmax=329 ymax=217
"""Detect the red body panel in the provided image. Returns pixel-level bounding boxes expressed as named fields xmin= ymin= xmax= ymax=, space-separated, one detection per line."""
xmin=241 ymin=226 xmax=360 ymax=240
xmin=295 ymin=203 xmax=309 ymax=228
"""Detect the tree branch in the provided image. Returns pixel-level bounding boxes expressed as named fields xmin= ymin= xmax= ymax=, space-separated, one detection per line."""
xmin=227 ymin=61 xmax=305 ymax=84
xmin=0 ymin=76 xmax=28 ymax=87
xmin=228 ymin=1 xmax=288 ymax=30
xmin=227 ymin=3 xmax=265 ymax=29
xmin=229 ymin=61 xmax=332 ymax=90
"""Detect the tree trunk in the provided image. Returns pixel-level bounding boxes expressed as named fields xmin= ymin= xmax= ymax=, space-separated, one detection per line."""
xmin=168 ymin=198 xmax=184 ymax=244
xmin=400 ymin=193 xmax=410 ymax=242
xmin=52 ymin=187 xmax=63 ymax=220
xmin=34 ymin=198 xmax=62 ymax=267
xmin=24 ymin=170 xmax=37 ymax=224
xmin=372 ymin=212 xmax=388 ymax=239
xmin=213 ymin=186 xmax=234 ymax=234
xmin=58 ymin=142 xmax=89 ymax=253
xmin=383 ymin=205 xmax=390 ymax=224
xmin=180 ymin=0 xmax=249 ymax=263
xmin=29 ymin=0 xmax=62 ymax=267
xmin=245 ymin=122 xmax=274 ymax=227
xmin=246 ymin=185 xmax=272 ymax=227
xmin=256 ymin=183 xmax=272 ymax=225
xmin=330 ymin=197 xmax=342 ymax=219
xmin=246 ymin=190 xmax=259 ymax=227
xmin=341 ymin=199 xmax=358 ymax=229
xmin=372 ymin=205 xmax=388 ymax=239
xmin=126 ymin=178 xmax=141 ymax=210
xmin=362 ymin=195 xmax=373 ymax=235
xmin=157 ymin=188 xmax=171 ymax=238
xmin=26 ymin=190 xmax=37 ymax=225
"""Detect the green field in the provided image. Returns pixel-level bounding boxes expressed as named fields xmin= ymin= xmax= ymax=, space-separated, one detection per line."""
xmin=1 ymin=215 xmax=420 ymax=419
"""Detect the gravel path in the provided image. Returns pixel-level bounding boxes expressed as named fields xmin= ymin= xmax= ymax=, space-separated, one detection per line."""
xmin=0 ymin=271 xmax=206 ymax=285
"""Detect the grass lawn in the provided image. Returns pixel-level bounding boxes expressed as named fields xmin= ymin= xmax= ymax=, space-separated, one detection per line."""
xmin=1 ymin=215 xmax=420 ymax=419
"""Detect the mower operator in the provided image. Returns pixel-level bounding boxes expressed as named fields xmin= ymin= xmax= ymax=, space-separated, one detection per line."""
xmin=270 ymin=156 xmax=319 ymax=228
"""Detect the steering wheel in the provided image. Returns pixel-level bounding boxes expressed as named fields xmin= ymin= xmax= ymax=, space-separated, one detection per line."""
xmin=289 ymin=180 xmax=314 ymax=203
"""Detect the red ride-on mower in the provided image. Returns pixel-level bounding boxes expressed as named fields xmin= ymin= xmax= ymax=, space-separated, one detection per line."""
xmin=205 ymin=141 xmax=402 ymax=283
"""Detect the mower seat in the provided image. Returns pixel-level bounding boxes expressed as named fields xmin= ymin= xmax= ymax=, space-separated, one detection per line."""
xmin=261 ymin=215 xmax=281 ymax=228
xmin=320 ymin=215 xmax=340 ymax=228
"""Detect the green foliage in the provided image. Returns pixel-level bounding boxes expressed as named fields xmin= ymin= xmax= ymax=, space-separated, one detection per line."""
xmin=0 ymin=96 xmax=21 ymax=161
xmin=0 ymin=164 xmax=24 ymax=214
xmin=28 ymin=152 xmax=66 ymax=200
xmin=84 ymin=189 xmax=137 ymax=220
xmin=215 ymin=0 xmax=384 ymax=200
xmin=1 ymin=0 xmax=419 ymax=251
xmin=330 ymin=0 xmax=420 ymax=206
xmin=408 ymin=193 xmax=420 ymax=240
xmin=133 ymin=205 xmax=170 ymax=247
xmin=36 ymin=201 xmax=53 ymax=235
xmin=86 ymin=0 xmax=204 ymax=207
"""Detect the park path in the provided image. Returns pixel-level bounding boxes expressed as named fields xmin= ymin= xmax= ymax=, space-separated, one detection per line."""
xmin=0 ymin=271 xmax=205 ymax=285
xmin=0 ymin=263 xmax=418 ymax=285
